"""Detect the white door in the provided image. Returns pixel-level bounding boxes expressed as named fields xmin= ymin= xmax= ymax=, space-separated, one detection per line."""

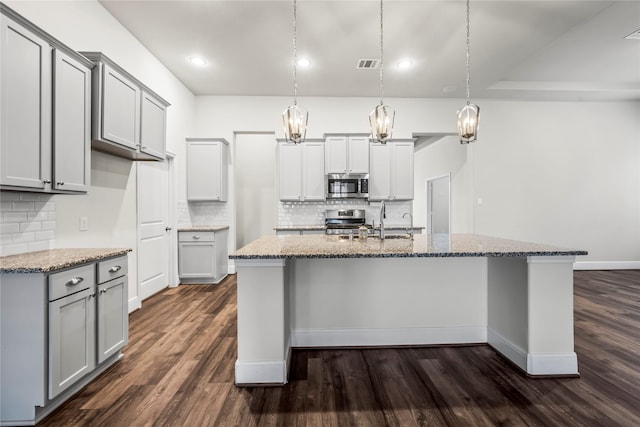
xmin=137 ymin=161 xmax=169 ymax=300
xmin=426 ymin=174 xmax=451 ymax=235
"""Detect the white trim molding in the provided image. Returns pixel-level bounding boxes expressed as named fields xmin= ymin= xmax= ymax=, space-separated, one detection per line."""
xmin=291 ymin=326 xmax=487 ymax=348
xmin=527 ymin=353 xmax=579 ymax=376
xmin=128 ymin=296 xmax=141 ymax=314
xmin=574 ymin=261 xmax=640 ymax=270
xmin=235 ymin=360 xmax=288 ymax=385
xmin=488 ymin=328 xmax=527 ymax=372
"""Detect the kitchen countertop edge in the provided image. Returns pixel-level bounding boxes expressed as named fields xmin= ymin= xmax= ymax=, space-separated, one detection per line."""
xmin=178 ymin=226 xmax=230 ymax=232
xmin=0 ymin=248 xmax=133 ymax=274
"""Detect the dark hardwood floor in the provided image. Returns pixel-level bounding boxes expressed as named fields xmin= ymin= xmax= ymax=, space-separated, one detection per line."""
xmin=38 ymin=270 xmax=640 ymax=426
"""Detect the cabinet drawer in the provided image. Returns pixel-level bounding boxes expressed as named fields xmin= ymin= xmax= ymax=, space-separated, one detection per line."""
xmin=49 ymin=264 xmax=95 ymax=301
xmin=178 ymin=231 xmax=215 ymax=242
xmin=97 ymin=256 xmax=128 ymax=284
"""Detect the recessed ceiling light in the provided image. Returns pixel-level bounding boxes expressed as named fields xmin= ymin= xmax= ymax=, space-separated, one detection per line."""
xmin=397 ymin=59 xmax=413 ymax=69
xmin=189 ymin=56 xmax=207 ymax=66
xmin=297 ymin=58 xmax=311 ymax=67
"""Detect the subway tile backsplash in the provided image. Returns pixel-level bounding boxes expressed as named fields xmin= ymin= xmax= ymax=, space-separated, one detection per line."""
xmin=0 ymin=192 xmax=56 ymax=256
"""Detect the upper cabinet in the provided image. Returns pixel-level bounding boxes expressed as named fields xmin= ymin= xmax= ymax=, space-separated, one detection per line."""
xmin=186 ymin=138 xmax=229 ymax=202
xmin=0 ymin=5 xmax=92 ymax=193
xmin=279 ymin=141 xmax=325 ymax=201
xmin=325 ymin=136 xmax=369 ymax=174
xmin=369 ymin=141 xmax=414 ymax=201
xmin=81 ymin=52 xmax=169 ymax=161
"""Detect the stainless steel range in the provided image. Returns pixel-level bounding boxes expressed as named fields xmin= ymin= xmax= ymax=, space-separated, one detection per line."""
xmin=325 ymin=209 xmax=369 ymax=235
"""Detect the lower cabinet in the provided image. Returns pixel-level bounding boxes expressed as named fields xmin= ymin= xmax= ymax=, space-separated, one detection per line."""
xmin=178 ymin=229 xmax=229 ymax=284
xmin=1 ymin=255 xmax=128 ymax=425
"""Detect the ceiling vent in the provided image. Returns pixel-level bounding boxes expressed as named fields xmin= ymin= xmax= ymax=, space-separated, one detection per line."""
xmin=357 ymin=59 xmax=379 ymax=69
xmin=625 ymin=29 xmax=640 ymax=40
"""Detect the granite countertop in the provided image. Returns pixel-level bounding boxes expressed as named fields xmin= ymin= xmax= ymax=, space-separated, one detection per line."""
xmin=178 ymin=226 xmax=229 ymax=232
xmin=230 ymin=234 xmax=587 ymax=260
xmin=0 ymin=248 xmax=132 ymax=273
xmin=274 ymin=225 xmax=326 ymax=231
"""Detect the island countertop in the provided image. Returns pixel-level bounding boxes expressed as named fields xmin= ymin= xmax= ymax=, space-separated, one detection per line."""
xmin=230 ymin=233 xmax=587 ymax=260
xmin=0 ymin=248 xmax=132 ymax=273
xmin=178 ymin=225 xmax=229 ymax=232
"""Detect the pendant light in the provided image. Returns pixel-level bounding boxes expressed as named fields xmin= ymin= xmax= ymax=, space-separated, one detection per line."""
xmin=457 ymin=0 xmax=480 ymax=144
xmin=369 ymin=0 xmax=395 ymax=144
xmin=282 ymin=0 xmax=308 ymax=144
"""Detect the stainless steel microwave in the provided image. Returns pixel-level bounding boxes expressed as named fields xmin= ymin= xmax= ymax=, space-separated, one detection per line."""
xmin=326 ymin=174 xmax=369 ymax=199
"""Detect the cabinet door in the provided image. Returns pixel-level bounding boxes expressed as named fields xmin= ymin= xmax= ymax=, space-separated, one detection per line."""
xmin=325 ymin=137 xmax=347 ymax=174
xmin=303 ymin=142 xmax=325 ymax=200
xmin=101 ymin=63 xmax=140 ymax=149
xmin=278 ymin=143 xmax=302 ymax=201
xmin=97 ymin=277 xmax=128 ymax=364
xmin=178 ymin=242 xmax=216 ymax=278
xmin=391 ymin=142 xmax=414 ymax=200
xmin=53 ymin=50 xmax=91 ymax=192
xmin=187 ymin=141 xmax=227 ymax=201
xmin=348 ymin=137 xmax=370 ymax=174
xmin=368 ymin=142 xmax=390 ymax=200
xmin=49 ymin=288 xmax=95 ymax=399
xmin=0 ymin=14 xmax=51 ymax=190
xmin=140 ymin=91 xmax=166 ymax=160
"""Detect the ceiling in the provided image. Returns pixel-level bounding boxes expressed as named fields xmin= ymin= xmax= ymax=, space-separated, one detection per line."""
xmin=99 ymin=0 xmax=640 ymax=101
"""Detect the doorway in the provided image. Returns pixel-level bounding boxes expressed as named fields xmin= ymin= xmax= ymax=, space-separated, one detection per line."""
xmin=426 ymin=174 xmax=451 ymax=235
xmin=234 ymin=132 xmax=277 ymax=249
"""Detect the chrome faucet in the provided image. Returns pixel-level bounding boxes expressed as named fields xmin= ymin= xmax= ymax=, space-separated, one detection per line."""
xmin=403 ymin=212 xmax=414 ymax=240
xmin=379 ymin=201 xmax=386 ymax=240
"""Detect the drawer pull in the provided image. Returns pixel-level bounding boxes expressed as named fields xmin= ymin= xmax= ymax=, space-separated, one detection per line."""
xmin=100 ymin=289 xmax=107 ymax=294
xmin=192 ymin=235 xmax=200 ymax=240
xmin=108 ymin=265 xmax=122 ymax=273
xmin=66 ymin=277 xmax=84 ymax=286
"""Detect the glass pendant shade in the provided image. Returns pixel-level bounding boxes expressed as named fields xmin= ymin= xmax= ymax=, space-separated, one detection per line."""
xmin=369 ymin=104 xmax=395 ymax=143
xmin=282 ymin=104 xmax=308 ymax=144
xmin=456 ymin=103 xmax=480 ymax=144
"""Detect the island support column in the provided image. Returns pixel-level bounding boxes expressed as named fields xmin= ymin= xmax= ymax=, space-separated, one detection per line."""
xmin=235 ymin=259 xmax=290 ymax=385
xmin=487 ymin=256 xmax=578 ymax=376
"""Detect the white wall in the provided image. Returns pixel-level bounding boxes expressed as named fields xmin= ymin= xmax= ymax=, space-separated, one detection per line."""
xmin=6 ymin=1 xmax=197 ymax=308
xmin=194 ymin=96 xmax=640 ymax=264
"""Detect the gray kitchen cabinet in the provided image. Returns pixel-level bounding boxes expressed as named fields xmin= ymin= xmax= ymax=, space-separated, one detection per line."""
xmin=48 ymin=264 xmax=96 ymax=399
xmin=369 ymin=141 xmax=414 ymax=201
xmin=96 ymin=256 xmax=128 ymax=364
xmin=178 ymin=229 xmax=229 ymax=284
xmin=278 ymin=141 xmax=325 ymax=201
xmin=325 ymin=136 xmax=369 ymax=174
xmin=186 ymin=138 xmax=229 ymax=201
xmin=81 ymin=51 xmax=169 ymax=161
xmin=0 ymin=5 xmax=92 ymax=193
xmin=0 ymin=253 xmax=129 ymax=425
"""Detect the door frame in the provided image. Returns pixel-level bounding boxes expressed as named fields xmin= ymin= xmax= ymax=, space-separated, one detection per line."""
xmin=426 ymin=173 xmax=451 ymax=235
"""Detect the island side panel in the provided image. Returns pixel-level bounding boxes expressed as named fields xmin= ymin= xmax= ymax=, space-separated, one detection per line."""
xmin=235 ymin=259 xmax=289 ymax=385
xmin=289 ymin=257 xmax=488 ymax=347
xmin=526 ymin=256 xmax=578 ymax=376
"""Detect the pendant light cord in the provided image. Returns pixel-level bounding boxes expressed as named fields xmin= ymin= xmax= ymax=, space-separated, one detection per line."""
xmin=465 ymin=0 xmax=471 ymax=105
xmin=379 ymin=0 xmax=384 ymax=106
xmin=293 ymin=0 xmax=298 ymax=106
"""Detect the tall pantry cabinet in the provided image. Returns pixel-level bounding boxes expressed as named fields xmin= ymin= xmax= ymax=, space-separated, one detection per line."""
xmin=0 ymin=5 xmax=92 ymax=193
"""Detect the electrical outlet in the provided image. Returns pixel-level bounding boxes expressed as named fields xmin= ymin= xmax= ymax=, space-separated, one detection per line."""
xmin=79 ymin=217 xmax=89 ymax=231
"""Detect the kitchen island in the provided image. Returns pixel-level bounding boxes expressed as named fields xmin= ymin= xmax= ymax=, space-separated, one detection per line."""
xmin=230 ymin=234 xmax=587 ymax=385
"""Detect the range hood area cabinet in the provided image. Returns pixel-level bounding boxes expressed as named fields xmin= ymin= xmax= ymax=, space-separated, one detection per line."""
xmin=278 ymin=141 xmax=325 ymax=201
xmin=325 ymin=136 xmax=370 ymax=174
xmin=0 ymin=5 xmax=92 ymax=194
xmin=186 ymin=138 xmax=229 ymax=202
xmin=81 ymin=52 xmax=169 ymax=161
xmin=369 ymin=141 xmax=415 ymax=201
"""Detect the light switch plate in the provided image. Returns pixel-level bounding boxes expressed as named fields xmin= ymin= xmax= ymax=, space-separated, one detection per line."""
xmin=79 ymin=217 xmax=89 ymax=231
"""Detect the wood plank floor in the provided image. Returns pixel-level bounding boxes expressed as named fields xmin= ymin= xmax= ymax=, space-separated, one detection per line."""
xmin=38 ymin=270 xmax=640 ymax=426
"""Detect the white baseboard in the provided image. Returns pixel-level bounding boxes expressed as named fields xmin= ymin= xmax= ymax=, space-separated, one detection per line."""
xmin=574 ymin=261 xmax=640 ymax=270
xmin=235 ymin=360 xmax=287 ymax=385
xmin=488 ymin=328 xmax=578 ymax=376
xmin=487 ymin=328 xmax=527 ymax=372
xmin=227 ymin=262 xmax=236 ymax=274
xmin=291 ymin=326 xmax=487 ymax=348
xmin=128 ymin=296 xmax=141 ymax=314
xmin=527 ymin=352 xmax=578 ymax=376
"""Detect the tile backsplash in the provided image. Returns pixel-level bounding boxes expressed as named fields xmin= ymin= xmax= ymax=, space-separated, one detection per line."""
xmin=0 ymin=192 xmax=56 ymax=256
xmin=177 ymin=200 xmax=231 ymax=227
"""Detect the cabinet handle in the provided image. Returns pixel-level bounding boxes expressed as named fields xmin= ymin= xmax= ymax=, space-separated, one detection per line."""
xmin=142 ymin=146 xmax=147 ymax=150
xmin=89 ymin=293 xmax=95 ymax=299
xmin=57 ymin=181 xmax=65 ymax=186
xmin=165 ymin=227 xmax=172 ymax=231
xmin=100 ymin=289 xmax=107 ymax=294
xmin=193 ymin=235 xmax=200 ymax=240
xmin=43 ymin=179 xmax=51 ymax=184
xmin=66 ymin=277 xmax=84 ymax=286
xmin=108 ymin=265 xmax=122 ymax=273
